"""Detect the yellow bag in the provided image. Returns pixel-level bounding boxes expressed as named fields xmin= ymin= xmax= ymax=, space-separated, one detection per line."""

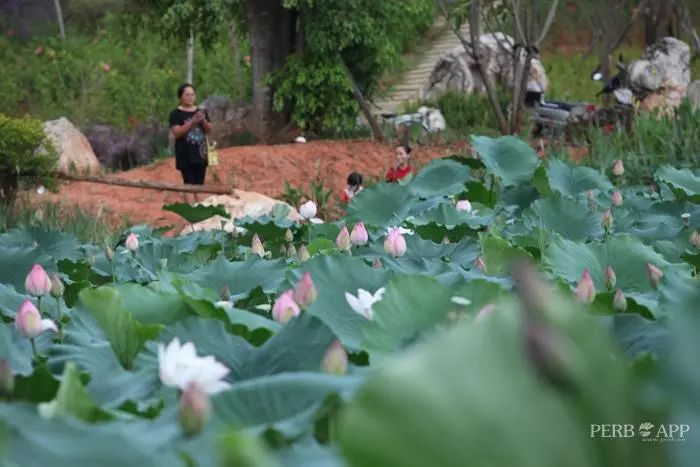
xmin=207 ymin=138 xmax=219 ymax=167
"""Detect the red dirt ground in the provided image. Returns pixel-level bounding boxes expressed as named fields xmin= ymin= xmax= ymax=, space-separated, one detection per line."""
xmin=35 ymin=140 xmax=465 ymax=232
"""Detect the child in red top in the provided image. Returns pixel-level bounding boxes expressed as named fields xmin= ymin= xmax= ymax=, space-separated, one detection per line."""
xmin=385 ymin=144 xmax=417 ymax=182
xmin=341 ymin=172 xmax=364 ymax=203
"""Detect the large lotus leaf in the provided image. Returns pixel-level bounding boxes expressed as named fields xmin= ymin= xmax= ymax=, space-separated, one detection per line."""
xmin=237 ymin=215 xmax=298 ymax=245
xmin=212 ymin=372 xmax=364 ymax=438
xmin=0 ymin=245 xmax=54 ymax=291
xmin=500 ymin=184 xmax=542 ymax=213
xmin=131 ymin=240 xmax=204 ymax=274
xmin=295 ymin=255 xmax=392 ymax=350
xmin=0 ymin=228 xmax=81 ymax=262
xmin=367 ymin=234 xmax=479 ymax=267
xmin=49 ymin=310 xmax=159 ymax=408
xmin=470 ymin=135 xmax=540 ymax=186
xmin=0 ymin=321 xmax=34 ymax=376
xmin=37 ymin=362 xmax=110 ymax=422
xmin=600 ymin=314 xmax=668 ymax=359
xmin=450 ymin=279 xmax=510 ymax=316
xmin=408 ymin=158 xmax=472 ymax=198
xmin=79 ymin=286 xmax=163 ymax=369
xmin=619 ymin=201 xmax=700 ymax=241
xmin=362 ymin=275 xmax=451 ymax=360
xmin=162 ymin=202 xmax=228 ymax=223
xmin=278 ymin=437 xmax=345 ymax=467
xmin=411 ymin=203 xmax=495 ymax=230
xmin=345 ymin=182 xmax=414 ymax=228
xmin=655 ymin=165 xmax=700 ymax=202
xmin=108 ymin=283 xmax=194 ymax=325
xmin=479 ymin=235 xmax=534 ymax=277
xmin=183 ymin=255 xmax=287 ymax=299
xmin=0 ymin=403 xmax=180 ymax=467
xmin=522 ymin=194 xmax=604 ymax=241
xmin=377 ymin=257 xmax=464 ymax=287
xmin=544 ymin=234 xmax=691 ymax=294
xmin=546 ymin=158 xmax=613 ymax=198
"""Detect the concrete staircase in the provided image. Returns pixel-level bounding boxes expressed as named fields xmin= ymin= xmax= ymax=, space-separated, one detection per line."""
xmin=372 ymin=19 xmax=470 ymax=116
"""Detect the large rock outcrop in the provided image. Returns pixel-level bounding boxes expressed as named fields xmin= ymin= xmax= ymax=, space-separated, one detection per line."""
xmin=43 ymin=118 xmax=101 ymax=175
xmin=86 ymin=122 xmax=168 ymax=170
xmin=180 ymin=191 xmax=303 ymax=235
xmin=199 ymin=96 xmax=254 ymax=147
xmin=424 ymin=33 xmax=549 ymax=99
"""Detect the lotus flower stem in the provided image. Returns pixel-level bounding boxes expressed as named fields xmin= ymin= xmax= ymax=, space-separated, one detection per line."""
xmin=30 ymin=338 xmax=37 ymax=358
xmin=55 ymin=297 xmax=64 ymax=342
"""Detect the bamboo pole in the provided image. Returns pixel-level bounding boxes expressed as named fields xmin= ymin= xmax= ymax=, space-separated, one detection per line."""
xmin=57 ymin=173 xmax=236 ymax=196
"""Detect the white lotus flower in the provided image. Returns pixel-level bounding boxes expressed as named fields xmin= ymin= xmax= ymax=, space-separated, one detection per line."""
xmin=158 ymin=338 xmax=231 ymax=395
xmin=450 ymin=296 xmax=472 ymax=306
xmin=309 ymin=217 xmax=324 ymax=224
xmin=385 ymin=226 xmax=413 ymax=236
xmin=345 ymin=288 xmax=385 ymax=320
xmin=299 ymin=201 xmax=317 ymax=220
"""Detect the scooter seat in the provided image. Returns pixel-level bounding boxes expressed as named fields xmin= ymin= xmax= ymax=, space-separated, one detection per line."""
xmin=540 ymin=100 xmax=577 ymax=111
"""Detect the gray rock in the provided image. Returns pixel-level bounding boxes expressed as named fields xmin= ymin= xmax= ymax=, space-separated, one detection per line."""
xmin=85 ymin=122 xmax=167 ymax=170
xmin=687 ymin=80 xmax=700 ymax=111
xmin=199 ymin=95 xmax=254 ymax=147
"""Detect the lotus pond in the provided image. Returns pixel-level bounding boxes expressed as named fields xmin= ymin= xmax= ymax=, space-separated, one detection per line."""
xmin=0 ymin=135 xmax=699 ymax=466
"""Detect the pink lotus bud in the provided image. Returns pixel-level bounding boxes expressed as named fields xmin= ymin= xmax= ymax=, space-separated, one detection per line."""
xmin=612 ymin=159 xmax=624 ymax=176
xmin=455 ymin=199 xmax=472 ymax=212
xmin=321 ymin=340 xmax=348 ymax=375
xmin=604 ymin=266 xmax=616 ymax=291
xmin=0 ymin=359 xmax=13 ymax=396
xmin=647 ymin=263 xmax=663 ymax=289
xmin=611 ymin=191 xmax=623 ymax=207
xmin=15 ymin=299 xmax=57 ymax=338
xmin=125 ymin=233 xmax=139 ymax=252
xmin=34 ymin=46 xmax=44 ymax=55
xmin=474 ymin=256 xmax=486 ymax=272
xmin=293 ymin=272 xmax=317 ymax=309
xmin=179 ymin=382 xmax=211 ymax=437
xmin=613 ymin=289 xmax=627 ymax=312
xmin=350 ymin=223 xmax=368 ymax=246
xmin=690 ymin=230 xmax=700 ymax=248
xmin=102 ymin=63 xmax=111 ymax=73
xmin=284 ymin=229 xmax=294 ymax=243
xmin=25 ymin=264 xmax=52 ymax=297
xmin=298 ymin=245 xmax=310 ymax=262
xmin=336 ymin=226 xmax=351 ymax=251
xmin=601 ymin=208 xmax=613 ymax=231
xmin=272 ymin=290 xmax=301 ymax=324
xmin=475 ymin=304 xmax=495 ymax=322
xmin=372 ymin=258 xmax=383 ymax=269
xmin=49 ymin=273 xmax=64 ymax=299
xmin=251 ymin=234 xmax=265 ymax=257
xmin=575 ymin=269 xmax=596 ymax=304
xmin=383 ymin=228 xmax=406 ymax=257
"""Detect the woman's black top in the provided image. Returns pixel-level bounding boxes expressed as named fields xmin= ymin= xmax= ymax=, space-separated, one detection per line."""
xmin=169 ymin=107 xmax=210 ymax=170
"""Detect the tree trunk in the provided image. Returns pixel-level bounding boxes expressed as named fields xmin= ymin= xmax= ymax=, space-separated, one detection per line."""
xmin=229 ymin=22 xmax=245 ymax=99
xmin=53 ymin=0 xmax=65 ymax=40
xmin=186 ymin=28 xmax=194 ymax=83
xmin=245 ymin=0 xmax=296 ymax=143
xmin=340 ymin=59 xmax=384 ymax=142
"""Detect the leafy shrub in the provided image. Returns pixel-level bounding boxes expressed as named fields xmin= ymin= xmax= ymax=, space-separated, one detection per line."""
xmin=0 ymin=113 xmax=57 ymax=205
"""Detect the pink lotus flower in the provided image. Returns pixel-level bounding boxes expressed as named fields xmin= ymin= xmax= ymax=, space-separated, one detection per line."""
xmin=575 ymin=269 xmax=596 ymax=304
xmin=690 ymin=230 xmax=700 ymax=248
xmin=474 ymin=256 xmax=486 ymax=272
xmin=383 ymin=227 xmax=406 ymax=257
xmin=350 ymin=222 xmax=368 ymax=246
xmin=475 ymin=303 xmax=495 ymax=322
xmin=293 ymin=272 xmax=317 ymax=309
xmin=321 ymin=340 xmax=348 ymax=375
xmin=251 ymin=234 xmax=265 ymax=257
xmin=613 ymin=289 xmax=627 ymax=312
xmin=647 ymin=263 xmax=663 ymax=289
xmin=272 ymin=290 xmax=301 ymax=323
xmin=612 ymin=160 xmax=624 ymax=177
xmin=25 ymin=264 xmax=52 ymax=297
xmin=34 ymin=46 xmax=44 ymax=55
xmin=336 ymin=226 xmax=351 ymax=251
xmin=611 ymin=191 xmax=623 ymax=207
xmin=455 ymin=199 xmax=472 ymax=212
xmin=601 ymin=209 xmax=613 ymax=231
xmin=179 ymin=382 xmax=211 ymax=437
xmin=604 ymin=266 xmax=616 ymax=291
xmin=102 ymin=63 xmax=111 ymax=73
xmin=125 ymin=233 xmax=139 ymax=252
xmin=15 ymin=299 xmax=57 ymax=338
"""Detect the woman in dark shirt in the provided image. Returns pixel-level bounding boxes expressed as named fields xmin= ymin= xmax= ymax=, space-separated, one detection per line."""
xmin=169 ymin=83 xmax=212 ymax=185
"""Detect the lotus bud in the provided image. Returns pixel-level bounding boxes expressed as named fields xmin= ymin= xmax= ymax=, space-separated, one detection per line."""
xmin=0 ymin=359 xmax=14 ymax=396
xmin=350 ymin=222 xmax=368 ymax=246
xmin=681 ymin=212 xmax=690 ymax=228
xmin=383 ymin=228 xmax=407 ymax=257
xmin=15 ymin=299 xmax=57 ymax=338
xmin=613 ymin=289 xmax=627 ymax=312
xmin=336 ymin=226 xmax=351 ymax=252
xmin=25 ymin=264 xmax=52 ymax=297
xmin=293 ymin=272 xmax=317 ymax=309
xmin=321 ymin=340 xmax=348 ymax=376
xmin=474 ymin=256 xmax=486 ymax=272
xmin=104 ymin=242 xmax=114 ymax=263
xmin=372 ymin=258 xmax=383 ymax=269
xmin=279 ymin=244 xmax=287 ymax=257
xmin=125 ymin=233 xmax=139 ymax=252
xmin=601 ymin=208 xmax=613 ymax=231
xmin=647 ymin=262 xmax=663 ymax=289
xmin=298 ymin=245 xmax=310 ymax=262
xmin=455 ymin=199 xmax=472 ymax=212
xmin=284 ymin=229 xmax=294 ymax=243
xmin=441 ymin=236 xmax=450 ymax=245
xmin=287 ymin=244 xmax=297 ymax=259
xmin=251 ymin=234 xmax=265 ymax=258
xmin=474 ymin=303 xmax=495 ymax=322
xmin=271 ymin=290 xmax=301 ymax=324
xmin=299 ymin=200 xmax=317 ymax=220
xmin=612 ymin=159 xmax=624 ymax=176
xmin=690 ymin=230 xmax=700 ymax=248
xmin=611 ymin=191 xmax=623 ymax=207
xmin=179 ymin=382 xmax=211 ymax=437
xmin=604 ymin=266 xmax=616 ymax=291
xmin=575 ymin=268 xmax=596 ymax=304
xmin=219 ymin=285 xmax=231 ymax=302
xmin=49 ymin=273 xmax=64 ymax=299
xmin=34 ymin=208 xmax=44 ymax=223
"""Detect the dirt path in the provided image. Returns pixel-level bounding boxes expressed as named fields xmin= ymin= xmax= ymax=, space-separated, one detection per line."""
xmin=36 ymin=140 xmax=461 ymax=231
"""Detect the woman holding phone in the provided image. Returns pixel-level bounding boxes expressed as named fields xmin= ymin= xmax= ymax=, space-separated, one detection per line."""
xmin=169 ymin=83 xmax=212 ymax=185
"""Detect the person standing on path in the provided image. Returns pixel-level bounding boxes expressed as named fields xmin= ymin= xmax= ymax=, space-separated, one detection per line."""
xmin=169 ymin=84 xmax=212 ymax=190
